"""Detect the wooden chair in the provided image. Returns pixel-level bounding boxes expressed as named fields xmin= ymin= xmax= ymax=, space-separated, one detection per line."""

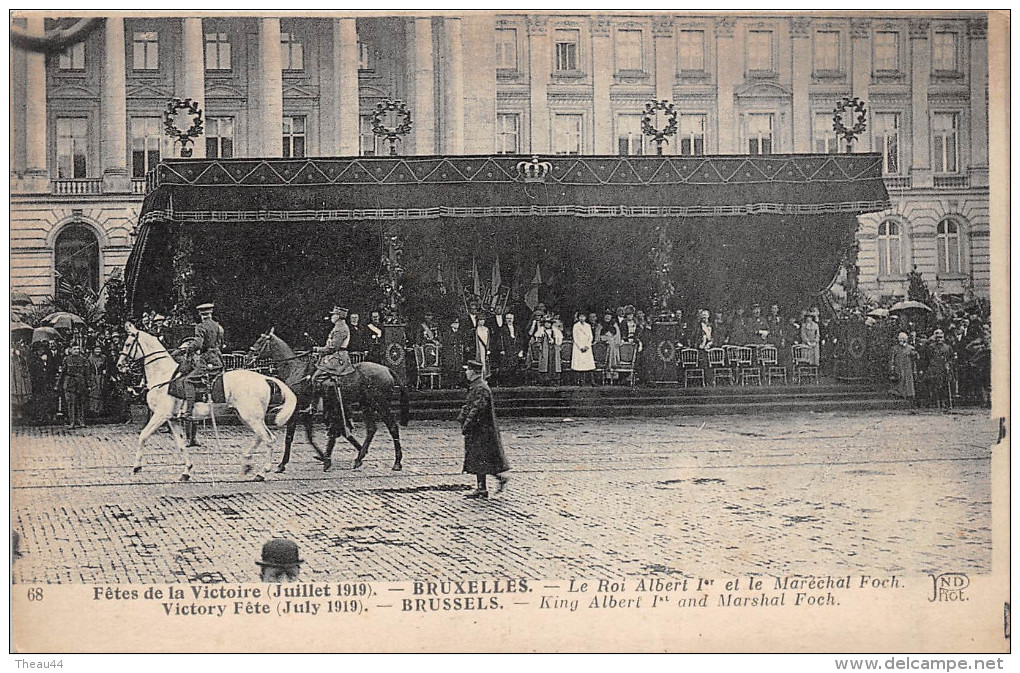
xmin=736 ymin=346 xmax=760 ymax=385
xmin=350 ymin=351 xmax=367 ymax=364
xmin=615 ymin=342 xmax=638 ymax=386
xmin=413 ymin=344 xmax=442 ymax=389
xmin=707 ymin=347 xmax=734 ymax=386
xmin=791 ymin=344 xmax=819 ymax=384
xmin=680 ymin=348 xmax=705 ymax=387
xmin=758 ymin=344 xmax=786 ymax=385
xmin=592 ymin=341 xmax=610 ymax=384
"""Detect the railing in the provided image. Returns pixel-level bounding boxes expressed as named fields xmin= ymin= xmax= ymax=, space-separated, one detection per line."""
xmin=132 ymin=178 xmax=148 ymax=194
xmin=51 ymin=178 xmax=102 ymax=195
xmin=934 ymin=174 xmax=970 ymax=189
xmin=883 ymin=176 xmax=910 ymax=190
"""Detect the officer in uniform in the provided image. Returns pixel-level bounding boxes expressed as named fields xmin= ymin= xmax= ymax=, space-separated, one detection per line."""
xmin=178 ymin=302 xmax=225 ymax=420
xmin=312 ymin=305 xmax=354 ymax=384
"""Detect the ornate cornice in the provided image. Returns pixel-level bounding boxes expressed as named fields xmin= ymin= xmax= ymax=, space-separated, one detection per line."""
xmin=968 ymin=18 xmax=987 ymax=38
xmin=851 ymin=19 xmax=871 ymax=40
xmin=525 ymin=15 xmax=548 ymax=36
xmin=790 ymin=17 xmax=811 ymax=39
xmin=651 ymin=15 xmax=675 ymax=38
xmin=908 ymin=19 xmax=930 ymax=39
xmin=714 ymin=16 xmax=735 ymax=39
xmin=590 ymin=15 xmax=612 ymax=38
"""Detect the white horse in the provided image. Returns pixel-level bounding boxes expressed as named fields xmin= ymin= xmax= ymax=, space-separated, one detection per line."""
xmin=117 ymin=324 xmax=297 ymax=481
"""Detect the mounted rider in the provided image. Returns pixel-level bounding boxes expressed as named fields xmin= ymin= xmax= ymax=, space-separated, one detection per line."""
xmin=177 ymin=302 xmax=225 ymax=419
xmin=312 ymin=305 xmax=355 ymax=383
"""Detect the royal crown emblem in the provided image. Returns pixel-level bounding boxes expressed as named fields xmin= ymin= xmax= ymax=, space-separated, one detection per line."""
xmin=517 ymin=156 xmax=553 ymax=183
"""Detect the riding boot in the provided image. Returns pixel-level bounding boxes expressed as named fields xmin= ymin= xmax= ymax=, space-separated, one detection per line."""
xmin=187 ymin=420 xmax=201 ymax=447
xmin=180 ymin=384 xmax=196 ymax=420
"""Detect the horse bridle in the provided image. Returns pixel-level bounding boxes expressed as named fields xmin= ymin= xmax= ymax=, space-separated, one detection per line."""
xmin=247 ymin=335 xmax=311 ymax=366
xmin=120 ymin=331 xmax=177 ymax=377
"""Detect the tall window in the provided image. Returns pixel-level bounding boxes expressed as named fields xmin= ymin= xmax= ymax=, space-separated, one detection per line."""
xmin=813 ymin=31 xmax=841 ymax=73
xmin=873 ymin=113 xmax=901 ymax=174
xmin=877 ymin=220 xmax=903 ymax=276
xmin=205 ymin=31 xmax=231 ymax=70
xmin=932 ymin=112 xmax=959 ymax=173
xmin=554 ymin=29 xmax=579 ymax=71
xmin=747 ymin=30 xmax=774 ymax=72
xmin=496 ymin=114 xmax=520 ymax=154
xmin=679 ymin=114 xmax=706 ymax=156
xmin=615 ymin=29 xmax=643 ymax=71
xmin=59 ymin=41 xmax=85 ymax=70
xmin=56 ymin=118 xmax=88 ymax=179
xmin=813 ymin=113 xmax=839 ymax=154
xmin=495 ymin=28 xmax=518 ymax=70
xmin=359 ymin=116 xmax=383 ymax=156
xmin=131 ymin=117 xmax=162 ymax=178
xmin=132 ymin=31 xmax=159 ymax=70
xmin=932 ymin=31 xmax=958 ymax=72
xmin=678 ymin=30 xmax=705 ymax=71
xmin=873 ymin=31 xmax=900 ymax=72
xmin=55 ymin=224 xmax=100 ymax=293
xmin=205 ymin=117 xmax=234 ymax=158
xmin=553 ymin=114 xmax=583 ymax=155
xmin=936 ymin=219 xmax=963 ymax=275
xmin=282 ymin=116 xmax=306 ymax=158
xmin=358 ymin=40 xmax=373 ymax=70
xmin=281 ymin=31 xmax=304 ymax=71
xmin=616 ymin=114 xmax=645 ymax=155
xmin=746 ymin=114 xmax=774 ymax=155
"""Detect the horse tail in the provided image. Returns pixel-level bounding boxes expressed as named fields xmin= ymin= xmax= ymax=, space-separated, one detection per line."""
xmin=265 ymin=376 xmax=298 ymax=427
xmin=387 ymin=367 xmax=410 ymax=427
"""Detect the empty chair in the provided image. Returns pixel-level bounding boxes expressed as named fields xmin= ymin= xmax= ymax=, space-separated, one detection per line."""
xmin=592 ymin=341 xmax=610 ymax=384
xmin=414 ymin=343 xmax=442 ymax=389
xmin=350 ymin=351 xmax=366 ymax=364
xmin=791 ymin=344 xmax=819 ymax=384
xmin=736 ymin=346 xmax=760 ymax=385
xmin=758 ymin=344 xmax=786 ymax=385
xmin=723 ymin=344 xmax=741 ymax=367
xmin=707 ymin=347 xmax=734 ymax=386
xmin=615 ymin=342 xmax=638 ymax=386
xmin=680 ymin=348 xmax=705 ymax=387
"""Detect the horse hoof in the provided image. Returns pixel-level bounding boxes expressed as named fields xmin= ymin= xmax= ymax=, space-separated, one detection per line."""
xmin=253 ymin=474 xmax=265 ymax=482
xmin=392 ymin=463 xmax=402 ymax=472
xmin=179 ymin=474 xmax=191 ymax=482
xmin=353 ymin=459 xmax=363 ymax=470
xmin=275 ymin=465 xmax=286 ymax=474
xmin=311 ymin=454 xmax=324 ymax=463
xmin=322 ymin=460 xmax=332 ymax=472
xmin=132 ymin=465 xmax=142 ymax=474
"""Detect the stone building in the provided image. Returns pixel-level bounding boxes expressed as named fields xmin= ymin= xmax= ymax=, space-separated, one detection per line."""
xmin=9 ymin=12 xmax=990 ymax=302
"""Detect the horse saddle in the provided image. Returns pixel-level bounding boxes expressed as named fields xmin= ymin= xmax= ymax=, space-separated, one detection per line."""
xmin=316 ymin=368 xmax=361 ymax=395
xmin=169 ymin=373 xmax=227 ymax=404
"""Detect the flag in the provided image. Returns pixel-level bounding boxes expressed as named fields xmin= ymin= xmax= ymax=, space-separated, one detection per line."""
xmin=472 ymin=257 xmax=481 ymax=298
xmin=490 ymin=257 xmax=502 ymax=309
xmin=524 ymin=263 xmax=541 ymax=311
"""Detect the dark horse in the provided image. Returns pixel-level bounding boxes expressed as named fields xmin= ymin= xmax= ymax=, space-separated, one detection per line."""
xmin=247 ymin=329 xmax=409 ymax=472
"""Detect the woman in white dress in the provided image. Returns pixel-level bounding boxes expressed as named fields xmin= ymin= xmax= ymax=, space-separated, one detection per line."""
xmin=571 ymin=313 xmax=596 ymax=386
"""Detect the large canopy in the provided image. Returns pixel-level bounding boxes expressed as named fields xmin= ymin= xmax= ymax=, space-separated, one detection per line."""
xmin=126 ymin=154 xmax=889 ymax=346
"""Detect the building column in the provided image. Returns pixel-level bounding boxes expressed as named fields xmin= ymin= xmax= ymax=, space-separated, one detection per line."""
xmin=463 ymin=13 xmax=496 ymax=154
xmin=527 ymin=15 xmax=550 ymax=154
xmin=258 ymin=17 xmax=283 ymax=157
xmin=714 ymin=17 xmax=737 ymax=154
xmin=591 ymin=17 xmax=613 ymax=154
xmin=412 ymin=17 xmax=436 ymax=155
xmin=789 ymin=18 xmax=811 ymax=153
xmin=24 ymin=16 xmax=48 ymax=190
xmin=181 ymin=18 xmax=206 ymax=158
xmin=442 ymin=17 xmax=464 ymax=154
xmin=322 ymin=18 xmax=359 ymax=156
xmin=850 ymin=19 xmax=872 ymax=152
xmin=909 ymin=19 xmax=932 ymax=188
xmin=102 ymin=16 xmax=130 ymax=192
xmin=653 ymin=16 xmax=676 ymax=102
xmin=968 ymin=18 xmax=988 ymax=186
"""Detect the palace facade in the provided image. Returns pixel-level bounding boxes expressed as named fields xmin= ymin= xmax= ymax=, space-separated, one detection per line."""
xmin=10 ymin=12 xmax=990 ymax=303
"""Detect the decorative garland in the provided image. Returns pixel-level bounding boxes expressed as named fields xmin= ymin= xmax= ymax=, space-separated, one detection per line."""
xmin=170 ymin=229 xmax=195 ymax=323
xmin=832 ymin=97 xmax=867 ymax=153
xmin=641 ymin=100 xmax=678 ymax=151
xmin=379 ymin=230 xmax=406 ymax=325
xmin=163 ymin=98 xmax=204 ymax=158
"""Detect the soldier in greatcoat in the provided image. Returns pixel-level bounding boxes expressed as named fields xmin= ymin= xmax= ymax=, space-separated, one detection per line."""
xmin=457 ymin=360 xmax=509 ymax=499
xmin=312 ymin=305 xmax=353 ymax=384
xmin=57 ymin=343 xmax=90 ymax=428
xmin=178 ymin=303 xmax=225 ymax=420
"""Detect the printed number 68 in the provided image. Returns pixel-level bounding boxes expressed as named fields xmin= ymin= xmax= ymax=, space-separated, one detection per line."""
xmin=27 ymin=588 xmax=43 ymax=601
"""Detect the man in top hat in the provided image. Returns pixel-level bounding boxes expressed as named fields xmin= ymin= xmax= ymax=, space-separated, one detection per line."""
xmin=177 ymin=303 xmax=225 ymax=420
xmin=311 ymin=305 xmax=353 ymax=385
xmin=256 ymin=538 xmax=303 ymax=583
xmin=457 ymin=359 xmax=509 ymax=499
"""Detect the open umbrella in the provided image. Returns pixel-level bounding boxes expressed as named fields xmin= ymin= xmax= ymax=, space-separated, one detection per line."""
xmin=867 ymin=308 xmax=890 ymax=318
xmin=31 ymin=326 xmax=62 ymax=343
xmin=888 ymin=300 xmax=933 ymax=314
xmin=11 ymin=291 xmax=33 ymax=306
xmin=11 ymin=321 xmax=33 ymax=340
xmin=43 ymin=311 xmax=86 ymax=330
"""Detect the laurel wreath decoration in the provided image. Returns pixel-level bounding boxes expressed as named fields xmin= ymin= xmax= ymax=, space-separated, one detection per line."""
xmin=371 ymin=100 xmax=413 ymax=139
xmin=163 ymin=98 xmax=204 ymax=157
xmin=832 ymin=97 xmax=867 ymax=153
xmin=641 ymin=100 xmax=679 ymax=148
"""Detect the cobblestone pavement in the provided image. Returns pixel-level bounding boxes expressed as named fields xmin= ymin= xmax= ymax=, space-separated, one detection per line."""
xmin=11 ymin=409 xmax=995 ymax=584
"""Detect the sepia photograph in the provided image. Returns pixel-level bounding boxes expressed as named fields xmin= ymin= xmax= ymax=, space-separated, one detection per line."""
xmin=8 ymin=9 xmax=1009 ymax=656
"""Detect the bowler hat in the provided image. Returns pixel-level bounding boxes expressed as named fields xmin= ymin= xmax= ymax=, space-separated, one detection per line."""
xmin=463 ymin=360 xmax=484 ymax=372
xmin=256 ymin=538 xmax=303 ymax=568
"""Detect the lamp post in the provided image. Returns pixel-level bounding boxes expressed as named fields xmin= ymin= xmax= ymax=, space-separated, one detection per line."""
xmin=370 ymin=99 xmax=413 ymax=156
xmin=641 ymin=100 xmax=678 ymax=156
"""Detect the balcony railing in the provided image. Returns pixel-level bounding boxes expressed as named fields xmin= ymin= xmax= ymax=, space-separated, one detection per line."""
xmin=883 ymin=176 xmax=911 ymax=190
xmin=934 ymin=174 xmax=970 ymax=189
xmin=132 ymin=178 xmax=148 ymax=194
xmin=51 ymin=178 xmax=102 ymax=195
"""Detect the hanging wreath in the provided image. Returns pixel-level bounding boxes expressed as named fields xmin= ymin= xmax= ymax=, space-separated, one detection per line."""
xmin=641 ymin=100 xmax=678 ymax=146
xmin=163 ymin=98 xmax=204 ymax=145
xmin=832 ymin=97 xmax=867 ymax=152
xmin=371 ymin=99 xmax=413 ymax=139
